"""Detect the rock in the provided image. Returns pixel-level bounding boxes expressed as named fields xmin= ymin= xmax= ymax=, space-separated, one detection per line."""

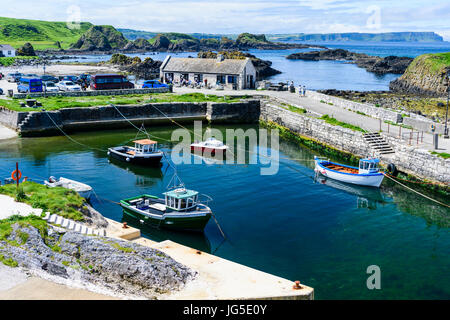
xmin=16 ymin=43 xmax=36 ymax=56
xmin=152 ymin=34 xmax=171 ymax=50
xmin=287 ymin=49 xmax=413 ymax=75
xmin=70 ymin=25 xmax=129 ymax=51
xmin=0 ymin=223 xmax=196 ymax=298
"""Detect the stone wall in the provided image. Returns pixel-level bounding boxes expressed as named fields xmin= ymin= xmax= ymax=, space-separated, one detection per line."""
xmin=260 ymin=102 xmax=371 ymax=157
xmin=307 ymin=90 xmax=402 ymax=123
xmin=13 ymin=87 xmax=169 ymax=99
xmin=402 ymin=116 xmax=446 ymax=134
xmin=207 ymin=99 xmax=260 ymax=123
xmin=261 ymin=102 xmax=449 ymax=184
xmin=381 ymin=135 xmax=450 ymax=183
xmin=2 ymin=100 xmax=260 ymax=136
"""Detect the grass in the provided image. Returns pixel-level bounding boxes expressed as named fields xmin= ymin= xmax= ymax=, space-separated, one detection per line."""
xmin=281 ymin=103 xmax=307 ymax=114
xmin=384 ymin=120 xmax=414 ymax=130
xmin=0 ymin=182 xmax=86 ymax=221
xmin=431 ymin=151 xmax=450 ymax=159
xmin=0 ymin=56 xmax=38 ymax=66
xmin=0 ymin=93 xmax=246 ymax=112
xmin=320 ymin=115 xmax=367 ymax=133
xmin=0 ymin=16 xmax=92 ymax=50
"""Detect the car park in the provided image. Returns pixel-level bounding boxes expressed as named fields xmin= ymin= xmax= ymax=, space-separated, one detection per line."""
xmin=57 ymin=81 xmax=81 ymax=92
xmin=62 ymin=75 xmax=79 ymax=83
xmin=142 ymin=80 xmax=169 ymax=89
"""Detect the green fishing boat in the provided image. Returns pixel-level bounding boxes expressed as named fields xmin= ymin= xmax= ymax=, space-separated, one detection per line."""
xmin=120 ymin=187 xmax=212 ymax=232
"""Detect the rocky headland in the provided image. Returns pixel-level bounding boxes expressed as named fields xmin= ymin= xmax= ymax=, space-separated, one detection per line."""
xmin=286 ymin=49 xmax=413 ymax=74
xmin=390 ymin=52 xmax=450 ymax=96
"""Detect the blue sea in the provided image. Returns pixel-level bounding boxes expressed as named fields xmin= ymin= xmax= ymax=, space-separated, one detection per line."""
xmin=54 ymin=41 xmax=450 ymax=91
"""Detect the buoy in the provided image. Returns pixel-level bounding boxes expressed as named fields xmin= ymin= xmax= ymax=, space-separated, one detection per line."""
xmin=126 ymin=157 xmax=130 ymax=162
xmin=11 ymin=169 xmax=22 ymax=181
xmin=387 ymin=163 xmax=398 ymax=177
xmin=107 ymin=151 xmax=110 ymax=155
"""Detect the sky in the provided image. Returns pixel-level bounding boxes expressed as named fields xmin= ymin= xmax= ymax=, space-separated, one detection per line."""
xmin=1 ymin=0 xmax=449 ymax=40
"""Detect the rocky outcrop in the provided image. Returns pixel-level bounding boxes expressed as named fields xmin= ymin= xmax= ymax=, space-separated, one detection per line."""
xmin=0 ymin=222 xmax=196 ymax=298
xmin=108 ymin=53 xmax=162 ymax=79
xmin=390 ymin=53 xmax=450 ymax=96
xmin=287 ymin=49 xmax=413 ymax=74
xmin=16 ymin=42 xmax=36 ymax=56
xmin=123 ymin=38 xmax=152 ymax=51
xmin=197 ymin=50 xmax=281 ymax=80
xmin=70 ymin=25 xmax=129 ymax=51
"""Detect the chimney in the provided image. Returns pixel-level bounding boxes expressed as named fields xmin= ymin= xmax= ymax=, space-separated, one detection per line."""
xmin=217 ymin=54 xmax=224 ymax=62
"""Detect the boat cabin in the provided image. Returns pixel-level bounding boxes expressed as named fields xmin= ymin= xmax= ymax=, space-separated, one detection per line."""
xmin=358 ymin=158 xmax=380 ymax=174
xmin=130 ymin=139 xmax=158 ymax=155
xmin=163 ymin=188 xmax=199 ymax=211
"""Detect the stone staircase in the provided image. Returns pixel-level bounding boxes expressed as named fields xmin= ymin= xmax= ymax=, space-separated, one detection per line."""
xmin=42 ymin=212 xmax=107 ymax=236
xmin=363 ymin=132 xmax=395 ymax=155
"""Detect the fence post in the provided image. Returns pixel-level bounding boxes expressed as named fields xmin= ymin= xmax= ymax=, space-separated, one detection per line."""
xmin=409 ymin=132 xmax=412 ymax=145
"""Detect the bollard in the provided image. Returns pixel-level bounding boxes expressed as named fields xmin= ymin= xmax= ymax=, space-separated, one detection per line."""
xmin=293 ymin=281 xmax=302 ymax=290
xmin=433 ymin=133 xmax=439 ymax=150
xmin=122 ymin=222 xmax=129 ymax=229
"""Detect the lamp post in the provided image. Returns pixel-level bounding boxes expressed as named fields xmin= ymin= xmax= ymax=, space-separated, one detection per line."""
xmin=444 ymin=73 xmax=449 ymax=139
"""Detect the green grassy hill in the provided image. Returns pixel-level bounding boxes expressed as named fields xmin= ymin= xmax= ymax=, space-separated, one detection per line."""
xmin=0 ymin=16 xmax=92 ymax=49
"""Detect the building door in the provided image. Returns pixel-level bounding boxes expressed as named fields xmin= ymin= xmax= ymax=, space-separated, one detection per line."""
xmin=249 ymin=75 xmax=254 ymax=89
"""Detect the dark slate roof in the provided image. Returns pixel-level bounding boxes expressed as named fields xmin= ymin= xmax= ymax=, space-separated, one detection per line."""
xmin=0 ymin=44 xmax=15 ymax=51
xmin=161 ymin=56 xmax=249 ymax=75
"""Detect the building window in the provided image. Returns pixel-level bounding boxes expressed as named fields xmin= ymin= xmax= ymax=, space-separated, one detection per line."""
xmin=194 ymin=74 xmax=203 ymax=83
xmin=8 ymin=51 xmax=11 ymax=56
xmin=181 ymin=73 xmax=189 ymax=81
xmin=227 ymin=75 xmax=237 ymax=84
xmin=217 ymin=75 xmax=225 ymax=84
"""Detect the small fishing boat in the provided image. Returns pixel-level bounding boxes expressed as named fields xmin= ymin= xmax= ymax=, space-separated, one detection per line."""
xmin=120 ymin=188 xmax=212 ymax=232
xmin=190 ymin=138 xmax=228 ymax=155
xmin=314 ymin=156 xmax=384 ymax=187
xmin=108 ymin=139 xmax=163 ymax=166
xmin=44 ymin=176 xmax=93 ymax=199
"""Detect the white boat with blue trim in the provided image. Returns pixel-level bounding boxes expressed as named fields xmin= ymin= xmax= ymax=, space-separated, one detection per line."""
xmin=314 ymin=156 xmax=384 ymax=188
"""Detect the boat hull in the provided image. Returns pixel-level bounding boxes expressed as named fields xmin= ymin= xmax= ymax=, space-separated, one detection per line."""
xmin=121 ymin=205 xmax=211 ymax=232
xmin=190 ymin=146 xmax=226 ymax=156
xmin=314 ymin=159 xmax=384 ymax=188
xmin=108 ymin=147 xmax=163 ymax=166
xmin=44 ymin=178 xmax=92 ymax=199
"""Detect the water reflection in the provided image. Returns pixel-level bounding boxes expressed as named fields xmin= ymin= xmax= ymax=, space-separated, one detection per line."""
xmin=108 ymin=157 xmax=164 ymax=187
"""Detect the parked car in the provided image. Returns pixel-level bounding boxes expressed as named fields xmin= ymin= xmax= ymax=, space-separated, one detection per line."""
xmin=0 ymin=88 xmax=3 ymax=95
xmin=6 ymin=72 xmax=22 ymax=82
xmin=17 ymin=78 xmax=43 ymax=93
xmin=43 ymin=81 xmax=59 ymax=93
xmin=90 ymin=74 xmax=134 ymax=90
xmin=57 ymin=81 xmax=81 ymax=92
xmin=23 ymin=74 xmax=39 ymax=78
xmin=40 ymin=75 xmax=59 ymax=83
xmin=0 ymin=72 xmax=4 ymax=80
xmin=63 ymin=75 xmax=79 ymax=83
xmin=142 ymin=80 xmax=169 ymax=89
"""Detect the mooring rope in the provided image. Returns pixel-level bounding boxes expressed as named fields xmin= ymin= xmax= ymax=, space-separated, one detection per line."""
xmin=382 ymin=173 xmax=449 ymax=208
xmin=43 ymin=111 xmax=107 ymax=152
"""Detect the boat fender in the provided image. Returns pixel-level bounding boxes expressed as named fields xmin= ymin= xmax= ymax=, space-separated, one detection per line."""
xmin=126 ymin=157 xmax=130 ymax=162
xmin=387 ymin=163 xmax=398 ymax=177
xmin=107 ymin=151 xmax=110 ymax=156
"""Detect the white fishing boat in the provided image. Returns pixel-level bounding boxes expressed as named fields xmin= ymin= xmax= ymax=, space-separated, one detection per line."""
xmin=44 ymin=176 xmax=93 ymax=199
xmin=314 ymin=156 xmax=384 ymax=188
xmin=190 ymin=138 xmax=228 ymax=155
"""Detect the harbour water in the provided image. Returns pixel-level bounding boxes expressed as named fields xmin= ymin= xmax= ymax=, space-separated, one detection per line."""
xmin=52 ymin=41 xmax=450 ymax=91
xmin=1 ymin=125 xmax=448 ymax=299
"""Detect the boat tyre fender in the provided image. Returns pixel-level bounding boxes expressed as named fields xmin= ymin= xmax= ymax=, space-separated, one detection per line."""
xmin=387 ymin=163 xmax=398 ymax=177
xmin=126 ymin=157 xmax=130 ymax=162
xmin=107 ymin=151 xmax=110 ymax=156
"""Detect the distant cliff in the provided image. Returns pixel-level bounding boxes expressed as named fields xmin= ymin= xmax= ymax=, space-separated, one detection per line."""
xmin=390 ymin=53 xmax=450 ymax=96
xmin=269 ymin=32 xmax=444 ymax=42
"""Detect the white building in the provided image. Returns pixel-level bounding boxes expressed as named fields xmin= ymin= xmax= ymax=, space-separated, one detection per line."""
xmin=0 ymin=44 xmax=16 ymax=57
xmin=160 ymin=55 xmax=257 ymax=90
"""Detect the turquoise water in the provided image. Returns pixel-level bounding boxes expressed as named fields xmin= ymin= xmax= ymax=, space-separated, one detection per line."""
xmin=0 ymin=125 xmax=448 ymax=299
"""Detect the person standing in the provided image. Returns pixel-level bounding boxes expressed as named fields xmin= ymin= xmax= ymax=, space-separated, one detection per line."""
xmin=298 ymin=85 xmax=302 ymax=97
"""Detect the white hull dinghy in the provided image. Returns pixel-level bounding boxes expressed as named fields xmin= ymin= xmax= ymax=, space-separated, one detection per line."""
xmin=314 ymin=156 xmax=384 ymax=188
xmin=190 ymin=138 xmax=228 ymax=155
xmin=44 ymin=176 xmax=93 ymax=199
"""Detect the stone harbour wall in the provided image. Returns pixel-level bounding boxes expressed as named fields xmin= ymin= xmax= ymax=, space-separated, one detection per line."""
xmin=381 ymin=135 xmax=450 ymax=183
xmin=260 ymin=102 xmax=371 ymax=157
xmin=207 ymin=99 xmax=260 ymax=123
xmin=13 ymin=87 xmax=169 ymax=99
